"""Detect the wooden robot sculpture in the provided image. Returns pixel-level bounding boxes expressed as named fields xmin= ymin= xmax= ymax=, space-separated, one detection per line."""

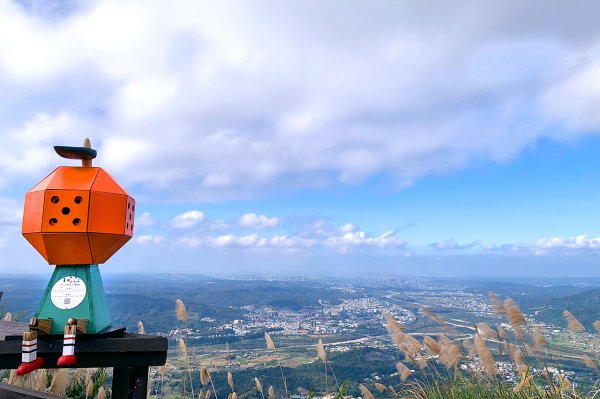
xmin=17 ymin=138 xmax=135 ymax=375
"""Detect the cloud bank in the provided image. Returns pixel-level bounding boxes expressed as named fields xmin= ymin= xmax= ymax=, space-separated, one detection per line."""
xmin=0 ymin=0 xmax=599 ymax=200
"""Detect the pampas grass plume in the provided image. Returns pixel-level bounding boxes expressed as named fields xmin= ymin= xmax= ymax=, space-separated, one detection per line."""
xmin=582 ymin=354 xmax=597 ymax=369
xmin=359 ymin=384 xmax=375 ymax=399
xmin=176 ymin=299 xmax=188 ymax=322
xmin=255 ymin=377 xmax=263 ymax=393
xmin=48 ymin=369 xmax=68 ymax=395
xmin=563 ymin=310 xmax=585 ymax=333
xmin=396 ymin=362 xmax=412 ymax=382
xmin=137 ymin=321 xmax=145 ymax=334
xmin=227 ymin=371 xmax=234 ymax=390
xmin=265 ymin=332 xmax=276 ymax=351
xmin=200 ymin=367 xmax=211 ymax=385
xmin=178 ymin=338 xmax=188 ymax=361
xmin=97 ymin=387 xmax=106 ymax=399
xmin=316 ymin=338 xmax=327 ymax=363
xmin=268 ymin=386 xmax=275 ymax=399
xmin=374 ymin=383 xmax=386 ymax=393
xmin=488 ymin=292 xmax=506 ymax=316
xmin=533 ymin=329 xmax=547 ymax=351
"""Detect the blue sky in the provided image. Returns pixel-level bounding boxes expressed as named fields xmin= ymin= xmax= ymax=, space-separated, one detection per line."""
xmin=1 ymin=0 xmax=600 ymax=276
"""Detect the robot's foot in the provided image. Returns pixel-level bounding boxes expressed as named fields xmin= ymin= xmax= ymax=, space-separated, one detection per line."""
xmin=16 ymin=357 xmax=44 ymax=376
xmin=57 ymin=354 xmax=77 ymax=366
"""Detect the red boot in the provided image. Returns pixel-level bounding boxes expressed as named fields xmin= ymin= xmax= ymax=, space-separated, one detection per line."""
xmin=16 ymin=331 xmax=44 ymax=375
xmin=56 ymin=324 xmax=77 ymax=367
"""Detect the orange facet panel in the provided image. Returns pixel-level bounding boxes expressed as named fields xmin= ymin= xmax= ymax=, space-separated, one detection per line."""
xmin=23 ymin=233 xmax=48 ymax=261
xmin=29 ymin=169 xmax=58 ymax=192
xmin=89 ymin=233 xmax=131 ymax=264
xmin=125 ymin=197 xmax=135 ymax=237
xmin=22 ymin=191 xmax=45 ymax=233
xmin=47 ymin=167 xmax=99 ymax=190
xmin=88 ymin=192 xmax=127 ymax=234
xmin=41 ymin=190 xmax=90 ymax=233
xmin=92 ymin=169 xmax=128 ymax=195
xmin=42 ymin=233 xmax=92 ymax=265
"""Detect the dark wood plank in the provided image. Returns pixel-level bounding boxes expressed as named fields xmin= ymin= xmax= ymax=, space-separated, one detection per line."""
xmin=0 ymin=334 xmax=167 ymax=369
xmin=112 ymin=367 xmax=129 ymax=399
xmin=0 ymin=383 xmax=64 ymax=399
xmin=130 ymin=367 xmax=149 ymax=399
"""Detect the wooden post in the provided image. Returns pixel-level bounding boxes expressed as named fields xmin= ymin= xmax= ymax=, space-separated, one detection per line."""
xmin=113 ymin=366 xmax=149 ymax=399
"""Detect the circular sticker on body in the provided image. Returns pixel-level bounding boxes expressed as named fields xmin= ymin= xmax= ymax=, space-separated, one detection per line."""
xmin=51 ymin=276 xmax=87 ymax=310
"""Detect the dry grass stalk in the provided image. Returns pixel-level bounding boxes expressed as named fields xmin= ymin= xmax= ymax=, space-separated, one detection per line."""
xmin=421 ymin=307 xmax=445 ymax=326
xmin=518 ymin=364 xmax=529 ymax=375
xmin=476 ymin=323 xmax=495 ymax=339
xmin=559 ymin=374 xmax=572 ymax=388
xmin=533 ymin=329 xmax=547 ymax=351
xmin=227 ymin=372 xmax=234 ymax=391
xmin=178 ymin=338 xmax=189 ymax=361
xmin=98 ymin=387 xmax=106 ymax=399
xmin=206 ymin=388 xmax=212 ymax=399
xmin=593 ymin=320 xmax=600 ymax=333
xmin=464 ymin=339 xmax=477 ymax=358
xmin=35 ymin=369 xmax=47 ymax=392
xmin=475 ymin=335 xmax=496 ymax=374
xmin=200 ymin=367 xmax=211 ymax=385
xmin=358 ymin=384 xmax=376 ymax=399
xmin=198 ymin=390 xmax=204 ymax=399
xmin=439 ymin=340 xmax=461 ymax=369
xmin=383 ymin=311 xmax=404 ymax=339
xmin=49 ymin=369 xmax=68 ymax=395
xmin=255 ymin=377 xmax=263 ymax=393
xmin=423 ymin=336 xmax=440 ymax=356
xmin=374 ymin=383 xmax=387 ymax=393
xmin=2 ymin=312 xmax=11 ymax=321
xmin=582 ymin=354 xmax=597 ymax=369
xmin=513 ymin=374 xmax=533 ymax=393
xmin=316 ymin=338 xmax=327 ymax=363
xmin=506 ymin=343 xmax=524 ymax=366
xmin=563 ymin=310 xmax=585 ymax=333
xmin=396 ymin=361 xmax=412 ymax=382
xmin=137 ymin=321 xmax=145 ymax=334
xmin=268 ymin=386 xmax=275 ymax=399
xmin=496 ymin=325 xmax=507 ymax=340
xmin=265 ymin=332 xmax=276 ymax=351
xmin=176 ymin=299 xmax=189 ymax=322
xmin=504 ymin=298 xmax=527 ymax=338
xmin=488 ymin=292 xmax=506 ymax=316
xmin=414 ymin=354 xmax=427 ymax=369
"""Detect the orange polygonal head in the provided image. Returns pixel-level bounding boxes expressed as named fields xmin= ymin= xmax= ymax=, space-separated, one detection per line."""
xmin=22 ymin=140 xmax=135 ymax=265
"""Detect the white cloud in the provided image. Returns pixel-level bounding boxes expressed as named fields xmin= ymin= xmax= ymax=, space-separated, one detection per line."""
xmin=136 ymin=235 xmax=164 ymax=245
xmin=135 ymin=212 xmax=156 ymax=227
xmin=0 ymin=1 xmax=599 ymax=200
xmin=484 ymin=235 xmax=600 ymax=256
xmin=238 ymin=213 xmax=279 ymax=228
xmin=431 ymin=239 xmax=480 ymax=251
xmin=171 ymin=210 xmax=204 ymax=228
